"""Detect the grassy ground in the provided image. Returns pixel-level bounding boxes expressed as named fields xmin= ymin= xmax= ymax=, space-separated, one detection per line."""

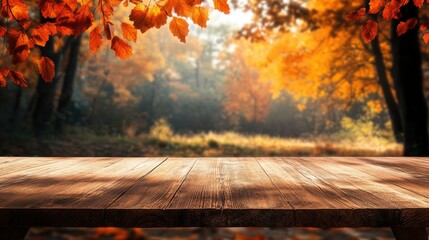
xmin=0 ymin=128 xmax=402 ymax=157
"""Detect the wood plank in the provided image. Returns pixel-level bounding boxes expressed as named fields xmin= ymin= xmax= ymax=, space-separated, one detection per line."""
xmin=166 ymin=158 xmax=293 ymax=227
xmin=0 ymin=158 xmax=165 ymax=227
xmin=295 ymin=157 xmax=426 ymax=227
xmin=257 ymin=157 xmax=358 ymax=227
xmin=106 ymin=157 xmax=197 ymax=227
xmin=391 ymin=227 xmax=428 ymax=240
xmin=0 ymin=157 xmax=56 ymax=176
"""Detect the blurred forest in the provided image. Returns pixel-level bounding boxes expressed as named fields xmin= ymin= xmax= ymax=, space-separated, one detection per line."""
xmin=3 ymin=0 xmax=426 ymax=157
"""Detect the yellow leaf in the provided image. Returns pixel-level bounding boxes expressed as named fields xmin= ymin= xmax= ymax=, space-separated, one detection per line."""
xmin=191 ymin=6 xmax=208 ymax=28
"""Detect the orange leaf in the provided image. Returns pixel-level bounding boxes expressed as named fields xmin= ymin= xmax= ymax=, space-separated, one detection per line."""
xmin=169 ymin=17 xmax=189 ymax=43
xmin=369 ymin=0 xmax=385 ymax=14
xmin=9 ymin=70 xmax=27 ymax=87
xmin=173 ymin=0 xmax=193 ymax=17
xmin=413 ymin=0 xmax=424 ymax=7
xmin=382 ymin=0 xmax=403 ymax=20
xmin=362 ymin=19 xmax=378 ymax=43
xmin=121 ymin=22 xmax=137 ymax=42
xmin=8 ymin=0 xmax=29 ymax=21
xmin=129 ymin=4 xmax=151 ymax=32
xmin=38 ymin=56 xmax=56 ymax=82
xmin=191 ymin=6 xmax=208 ymax=28
xmin=0 ymin=26 xmax=6 ymax=38
xmin=89 ymin=26 xmax=103 ymax=51
xmin=39 ymin=0 xmax=64 ymax=18
xmin=147 ymin=5 xmax=168 ymax=28
xmin=31 ymin=24 xmax=52 ymax=46
xmin=111 ymin=36 xmax=133 ymax=59
xmin=345 ymin=8 xmax=366 ymax=21
xmin=423 ymin=32 xmax=429 ymax=44
xmin=0 ymin=68 xmax=9 ymax=87
xmin=213 ymin=0 xmax=230 ymax=14
xmin=397 ymin=18 xmax=418 ymax=36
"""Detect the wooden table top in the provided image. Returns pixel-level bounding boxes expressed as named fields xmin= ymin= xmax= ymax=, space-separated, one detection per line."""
xmin=0 ymin=157 xmax=428 ymax=228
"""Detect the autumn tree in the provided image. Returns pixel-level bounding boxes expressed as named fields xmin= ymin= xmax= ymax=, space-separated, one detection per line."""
xmin=1 ymin=0 xmax=230 ymax=134
xmin=223 ymin=42 xmax=272 ymax=128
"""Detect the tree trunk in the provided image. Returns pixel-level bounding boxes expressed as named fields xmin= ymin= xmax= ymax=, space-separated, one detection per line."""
xmin=32 ymin=38 xmax=62 ymax=136
xmin=370 ymin=36 xmax=404 ymax=143
xmin=55 ymin=35 xmax=82 ymax=133
xmin=391 ymin=2 xmax=429 ymax=156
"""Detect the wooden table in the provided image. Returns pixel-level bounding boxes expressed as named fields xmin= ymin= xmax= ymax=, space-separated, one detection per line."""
xmin=0 ymin=157 xmax=428 ymax=240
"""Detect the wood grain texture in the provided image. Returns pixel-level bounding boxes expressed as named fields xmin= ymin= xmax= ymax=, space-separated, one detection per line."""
xmin=0 ymin=157 xmax=429 ymax=229
xmin=391 ymin=227 xmax=428 ymax=240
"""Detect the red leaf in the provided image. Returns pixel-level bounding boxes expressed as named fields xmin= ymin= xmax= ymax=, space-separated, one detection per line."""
xmin=38 ymin=56 xmax=56 ymax=83
xmin=397 ymin=18 xmax=418 ymax=36
xmin=413 ymin=0 xmax=424 ymax=7
xmin=9 ymin=70 xmax=27 ymax=87
xmin=89 ymin=26 xmax=103 ymax=51
xmin=423 ymin=32 xmax=429 ymax=44
xmin=362 ymin=19 xmax=378 ymax=43
xmin=0 ymin=68 xmax=9 ymax=87
xmin=0 ymin=26 xmax=6 ymax=38
xmin=346 ymin=7 xmax=366 ymax=21
xmin=111 ymin=36 xmax=133 ymax=60
xmin=369 ymin=0 xmax=385 ymax=14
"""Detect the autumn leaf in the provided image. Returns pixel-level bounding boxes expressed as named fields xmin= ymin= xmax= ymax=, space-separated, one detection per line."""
xmin=31 ymin=24 xmax=52 ymax=46
xmin=423 ymin=33 xmax=429 ymax=44
xmin=6 ymin=0 xmax=30 ymax=21
xmin=39 ymin=0 xmax=64 ymax=18
xmin=346 ymin=8 xmax=366 ymax=21
xmin=121 ymin=22 xmax=137 ymax=42
xmin=38 ymin=56 xmax=56 ymax=83
xmin=146 ymin=5 xmax=168 ymax=28
xmin=0 ymin=26 xmax=6 ymax=38
xmin=111 ymin=36 xmax=133 ymax=59
xmin=369 ymin=0 xmax=385 ymax=14
xmin=413 ymin=0 xmax=424 ymax=7
xmin=129 ymin=4 xmax=151 ymax=33
xmin=9 ymin=70 xmax=27 ymax=87
xmin=89 ymin=26 xmax=103 ymax=51
xmin=173 ymin=0 xmax=193 ymax=17
xmin=104 ymin=22 xmax=114 ymax=40
xmin=397 ymin=18 xmax=418 ymax=36
xmin=362 ymin=19 xmax=378 ymax=43
xmin=420 ymin=22 xmax=428 ymax=31
xmin=191 ymin=6 xmax=208 ymax=28
xmin=169 ymin=17 xmax=189 ymax=43
xmin=213 ymin=0 xmax=230 ymax=14
xmin=382 ymin=0 xmax=402 ymax=20
xmin=0 ymin=68 xmax=9 ymax=87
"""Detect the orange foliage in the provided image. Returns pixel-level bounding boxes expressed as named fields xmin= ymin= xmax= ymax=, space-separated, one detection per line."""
xmin=0 ymin=0 xmax=230 ymax=87
xmin=223 ymin=43 xmax=272 ymax=124
xmin=348 ymin=0 xmax=429 ymax=42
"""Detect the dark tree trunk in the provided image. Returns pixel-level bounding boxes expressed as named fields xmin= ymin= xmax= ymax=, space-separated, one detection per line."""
xmin=370 ymin=36 xmax=404 ymax=143
xmin=391 ymin=2 xmax=429 ymax=156
xmin=32 ymin=38 xmax=62 ymax=136
xmin=55 ymin=35 xmax=82 ymax=133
